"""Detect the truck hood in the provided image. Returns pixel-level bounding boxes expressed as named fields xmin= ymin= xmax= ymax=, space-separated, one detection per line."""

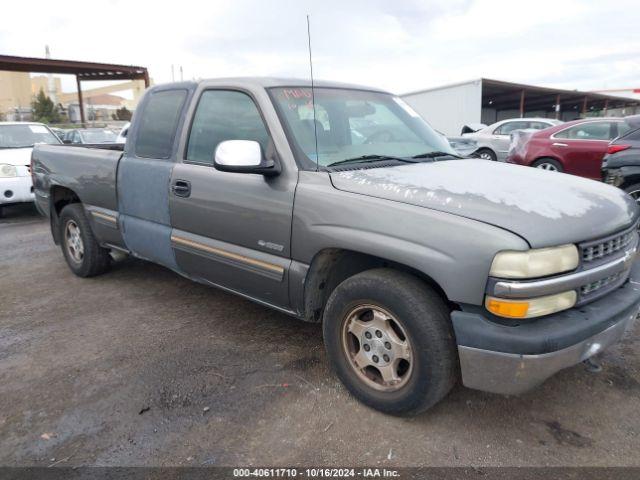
xmin=0 ymin=147 xmax=33 ymax=166
xmin=329 ymin=160 xmax=639 ymax=248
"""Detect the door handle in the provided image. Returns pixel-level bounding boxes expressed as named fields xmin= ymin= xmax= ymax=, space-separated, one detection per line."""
xmin=552 ymin=142 xmax=568 ymax=147
xmin=171 ymin=179 xmax=191 ymax=198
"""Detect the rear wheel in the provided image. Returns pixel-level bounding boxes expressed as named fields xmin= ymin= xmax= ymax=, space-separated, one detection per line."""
xmin=476 ymin=149 xmax=497 ymax=161
xmin=322 ymin=269 xmax=458 ymax=415
xmin=59 ymin=203 xmax=111 ymax=277
xmin=532 ymin=158 xmax=563 ymax=172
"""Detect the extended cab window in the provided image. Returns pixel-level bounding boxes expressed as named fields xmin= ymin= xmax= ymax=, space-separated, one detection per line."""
xmin=186 ymin=90 xmax=269 ymax=165
xmin=135 ymin=89 xmax=187 ymax=159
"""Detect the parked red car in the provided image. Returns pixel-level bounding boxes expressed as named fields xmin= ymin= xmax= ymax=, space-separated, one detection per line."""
xmin=506 ymin=118 xmax=633 ymax=180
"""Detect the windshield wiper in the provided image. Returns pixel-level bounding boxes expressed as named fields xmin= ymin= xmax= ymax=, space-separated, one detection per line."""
xmin=327 ymin=154 xmax=418 ymax=168
xmin=412 ymin=151 xmax=462 ymax=159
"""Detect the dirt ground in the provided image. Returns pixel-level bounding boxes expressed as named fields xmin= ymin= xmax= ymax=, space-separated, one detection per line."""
xmin=1 ymin=203 xmax=640 ymax=468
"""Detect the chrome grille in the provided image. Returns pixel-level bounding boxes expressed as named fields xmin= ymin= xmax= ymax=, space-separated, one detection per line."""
xmin=582 ymin=228 xmax=636 ymax=263
xmin=604 ymin=173 xmax=617 ymax=185
xmin=580 ymin=272 xmax=623 ymax=296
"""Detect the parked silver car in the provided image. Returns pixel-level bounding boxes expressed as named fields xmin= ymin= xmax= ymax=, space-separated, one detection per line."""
xmin=460 ymin=118 xmax=563 ymax=161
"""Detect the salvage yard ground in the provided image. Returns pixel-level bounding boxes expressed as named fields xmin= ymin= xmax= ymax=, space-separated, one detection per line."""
xmin=1 ymin=204 xmax=640 ymax=467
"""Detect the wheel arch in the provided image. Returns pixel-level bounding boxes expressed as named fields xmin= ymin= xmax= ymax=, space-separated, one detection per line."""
xmin=301 ymin=248 xmax=451 ymax=323
xmin=620 ymin=175 xmax=640 ymax=191
xmin=532 ymin=155 xmax=562 ymax=165
xmin=49 ymin=185 xmax=82 ymax=244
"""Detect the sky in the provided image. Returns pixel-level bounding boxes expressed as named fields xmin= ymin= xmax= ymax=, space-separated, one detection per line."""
xmin=1 ymin=0 xmax=639 ymax=95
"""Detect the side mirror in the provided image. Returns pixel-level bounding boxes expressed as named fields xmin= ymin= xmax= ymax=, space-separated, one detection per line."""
xmin=213 ymin=140 xmax=280 ymax=176
xmin=62 ymin=138 xmax=72 ymax=144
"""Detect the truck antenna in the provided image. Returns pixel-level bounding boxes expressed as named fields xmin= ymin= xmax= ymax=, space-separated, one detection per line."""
xmin=306 ymin=14 xmax=319 ymax=171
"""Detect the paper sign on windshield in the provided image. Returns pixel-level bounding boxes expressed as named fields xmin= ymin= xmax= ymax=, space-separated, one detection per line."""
xmin=29 ymin=125 xmax=50 ymax=134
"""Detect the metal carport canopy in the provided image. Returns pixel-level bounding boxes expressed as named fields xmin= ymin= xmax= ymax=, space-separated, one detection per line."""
xmin=481 ymin=78 xmax=640 ymax=119
xmin=0 ymin=54 xmax=149 ymax=124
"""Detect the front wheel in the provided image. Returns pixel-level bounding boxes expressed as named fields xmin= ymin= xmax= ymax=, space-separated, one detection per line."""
xmin=322 ymin=269 xmax=458 ymax=415
xmin=59 ymin=203 xmax=111 ymax=277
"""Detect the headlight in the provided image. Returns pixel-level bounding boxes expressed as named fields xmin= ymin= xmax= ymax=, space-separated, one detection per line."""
xmin=486 ymin=291 xmax=577 ymax=319
xmin=0 ymin=164 xmax=18 ymax=178
xmin=490 ymin=244 xmax=579 ymax=279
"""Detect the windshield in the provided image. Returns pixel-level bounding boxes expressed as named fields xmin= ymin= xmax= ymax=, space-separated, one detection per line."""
xmin=0 ymin=124 xmax=61 ymax=148
xmin=80 ymin=129 xmax=118 ymax=143
xmin=269 ymin=87 xmax=456 ymax=169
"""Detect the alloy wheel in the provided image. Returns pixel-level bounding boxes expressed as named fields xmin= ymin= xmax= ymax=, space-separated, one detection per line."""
xmin=65 ymin=220 xmax=84 ymax=263
xmin=341 ymin=304 xmax=413 ymax=392
xmin=536 ymin=162 xmax=558 ymax=171
xmin=628 ymin=190 xmax=640 ymax=205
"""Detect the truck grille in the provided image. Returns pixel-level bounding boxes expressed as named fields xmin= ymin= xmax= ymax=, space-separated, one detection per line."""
xmin=581 ymin=225 xmax=637 ymax=263
xmin=580 ymin=272 xmax=623 ymax=296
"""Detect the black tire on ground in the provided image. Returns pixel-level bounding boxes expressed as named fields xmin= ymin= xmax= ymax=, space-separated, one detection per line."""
xmin=532 ymin=158 xmax=563 ymax=172
xmin=59 ymin=203 xmax=111 ymax=277
xmin=0 ymin=205 xmax=3 ymax=219
xmin=624 ymin=183 xmax=640 ymax=204
xmin=476 ymin=148 xmax=497 ymax=161
xmin=322 ymin=268 xmax=458 ymax=416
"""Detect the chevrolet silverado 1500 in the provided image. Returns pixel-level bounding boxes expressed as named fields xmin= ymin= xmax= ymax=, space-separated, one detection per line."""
xmin=32 ymin=78 xmax=640 ymax=414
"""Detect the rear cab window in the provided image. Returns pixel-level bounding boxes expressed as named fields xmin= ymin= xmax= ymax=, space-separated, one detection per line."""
xmin=135 ymin=89 xmax=188 ymax=159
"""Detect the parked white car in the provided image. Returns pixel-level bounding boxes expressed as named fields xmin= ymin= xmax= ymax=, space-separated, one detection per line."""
xmin=459 ymin=118 xmax=563 ymax=161
xmin=0 ymin=122 xmax=61 ymax=216
xmin=116 ymin=122 xmax=130 ymax=144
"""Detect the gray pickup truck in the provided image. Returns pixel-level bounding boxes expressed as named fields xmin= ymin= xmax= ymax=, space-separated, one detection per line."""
xmin=32 ymin=78 xmax=640 ymax=415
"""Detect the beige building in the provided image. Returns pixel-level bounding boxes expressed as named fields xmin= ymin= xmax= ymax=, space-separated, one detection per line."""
xmin=0 ymin=71 xmax=32 ymax=119
xmin=31 ymin=74 xmax=62 ymax=101
xmin=1 ymin=70 xmax=147 ymax=122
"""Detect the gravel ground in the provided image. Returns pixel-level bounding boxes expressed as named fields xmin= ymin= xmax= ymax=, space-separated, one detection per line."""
xmin=1 ymin=203 xmax=639 ymax=467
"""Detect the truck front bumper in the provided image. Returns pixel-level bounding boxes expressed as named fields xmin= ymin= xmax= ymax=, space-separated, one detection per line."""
xmin=1 ymin=175 xmax=34 ymax=206
xmin=451 ymin=259 xmax=640 ymax=395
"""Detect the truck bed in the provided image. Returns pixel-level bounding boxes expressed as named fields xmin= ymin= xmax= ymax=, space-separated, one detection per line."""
xmin=32 ymin=143 xmax=123 ymax=213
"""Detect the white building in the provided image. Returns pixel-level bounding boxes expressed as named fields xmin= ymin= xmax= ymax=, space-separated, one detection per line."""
xmin=401 ymin=78 xmax=640 ymax=137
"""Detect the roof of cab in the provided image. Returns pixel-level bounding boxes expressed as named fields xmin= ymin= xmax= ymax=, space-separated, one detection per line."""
xmin=151 ymin=77 xmax=388 ymax=93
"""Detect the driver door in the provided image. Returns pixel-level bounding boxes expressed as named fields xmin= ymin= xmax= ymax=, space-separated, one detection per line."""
xmin=169 ymin=89 xmax=297 ymax=309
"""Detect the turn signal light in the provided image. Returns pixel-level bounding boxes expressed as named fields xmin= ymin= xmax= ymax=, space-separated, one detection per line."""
xmin=485 ymin=291 xmax=577 ymax=319
xmin=486 ymin=298 xmax=529 ymax=318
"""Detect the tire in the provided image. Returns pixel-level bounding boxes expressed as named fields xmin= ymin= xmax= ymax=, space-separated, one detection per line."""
xmin=322 ymin=268 xmax=458 ymax=415
xmin=476 ymin=149 xmax=497 ymax=161
xmin=59 ymin=203 xmax=111 ymax=277
xmin=624 ymin=183 xmax=640 ymax=205
xmin=532 ymin=158 xmax=563 ymax=172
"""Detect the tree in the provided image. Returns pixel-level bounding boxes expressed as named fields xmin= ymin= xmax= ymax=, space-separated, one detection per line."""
xmin=112 ymin=106 xmax=132 ymax=121
xmin=31 ymin=89 xmax=61 ymax=124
